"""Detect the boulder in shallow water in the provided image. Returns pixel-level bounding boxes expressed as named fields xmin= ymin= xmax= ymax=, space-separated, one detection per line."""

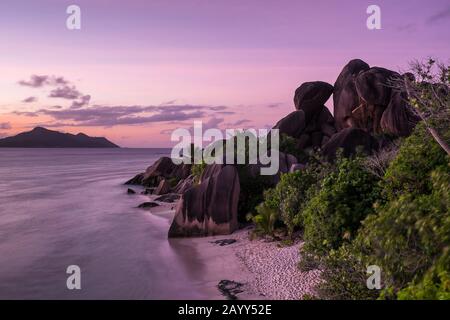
xmin=127 ymin=188 xmax=136 ymax=194
xmin=168 ymin=165 xmax=240 ymax=237
xmin=137 ymin=202 xmax=160 ymax=209
xmin=154 ymin=179 xmax=171 ymax=195
xmin=124 ymin=173 xmax=144 ymax=185
xmin=173 ymin=175 xmax=194 ymax=194
xmin=154 ymin=193 xmax=180 ymax=203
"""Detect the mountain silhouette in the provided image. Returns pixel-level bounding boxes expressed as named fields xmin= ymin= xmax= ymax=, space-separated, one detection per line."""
xmin=0 ymin=127 xmax=120 ymax=148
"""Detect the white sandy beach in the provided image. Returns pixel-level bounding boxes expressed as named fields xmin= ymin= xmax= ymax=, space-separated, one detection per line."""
xmin=141 ymin=193 xmax=322 ymax=300
xmin=186 ymin=228 xmax=322 ymax=300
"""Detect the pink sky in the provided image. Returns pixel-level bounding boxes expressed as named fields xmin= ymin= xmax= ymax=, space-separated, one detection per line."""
xmin=0 ymin=0 xmax=449 ymax=147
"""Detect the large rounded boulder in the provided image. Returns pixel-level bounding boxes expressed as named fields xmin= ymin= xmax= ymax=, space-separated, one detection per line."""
xmin=380 ymin=91 xmax=420 ymax=136
xmin=273 ymin=110 xmax=306 ymax=139
xmin=322 ymin=128 xmax=378 ymax=160
xmin=294 ymin=81 xmax=333 ymax=122
xmin=168 ymin=165 xmax=240 ymax=237
xmin=333 ymin=59 xmax=370 ymax=131
xmin=355 ymin=67 xmax=398 ymax=106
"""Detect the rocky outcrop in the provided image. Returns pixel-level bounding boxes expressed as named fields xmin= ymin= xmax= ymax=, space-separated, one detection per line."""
xmin=154 ymin=179 xmax=171 ymax=195
xmin=290 ymin=163 xmax=306 ymax=173
xmin=154 ymin=193 xmax=180 ymax=203
xmin=321 ymin=128 xmax=378 ymax=160
xmin=274 ymin=106 xmax=336 ymax=152
xmin=334 ymin=61 xmax=418 ymax=137
xmin=247 ymin=152 xmax=298 ymax=185
xmin=294 ymin=81 xmax=334 ymax=122
xmin=137 ymin=202 xmax=160 ymax=209
xmin=125 ymin=173 xmax=144 ymax=185
xmin=168 ymin=165 xmax=240 ymax=237
xmin=273 ymin=110 xmax=306 ymax=139
xmin=333 ymin=59 xmax=370 ymax=131
xmin=173 ymin=175 xmax=195 ymax=194
xmin=125 ymin=156 xmax=192 ymax=190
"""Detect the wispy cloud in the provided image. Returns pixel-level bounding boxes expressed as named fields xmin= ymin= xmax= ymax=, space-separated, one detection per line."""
xmin=228 ymin=119 xmax=251 ymax=126
xmin=266 ymin=102 xmax=284 ymax=109
xmin=0 ymin=122 xmax=12 ymax=130
xmin=70 ymin=95 xmax=91 ymax=109
xmin=22 ymin=96 xmax=37 ymax=103
xmin=16 ymin=74 xmax=235 ymax=130
xmin=15 ymin=104 xmax=229 ymax=127
xmin=49 ymin=85 xmax=81 ymax=100
xmin=396 ymin=23 xmax=417 ymax=33
xmin=18 ymin=75 xmax=68 ymax=88
xmin=426 ymin=6 xmax=450 ymax=24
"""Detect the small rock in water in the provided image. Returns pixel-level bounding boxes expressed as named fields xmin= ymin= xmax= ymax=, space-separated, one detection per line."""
xmin=154 ymin=193 xmax=180 ymax=203
xmin=137 ymin=202 xmax=159 ymax=209
xmin=210 ymin=239 xmax=237 ymax=246
xmin=141 ymin=188 xmax=155 ymax=195
xmin=127 ymin=188 xmax=136 ymax=194
xmin=217 ymin=280 xmax=244 ymax=300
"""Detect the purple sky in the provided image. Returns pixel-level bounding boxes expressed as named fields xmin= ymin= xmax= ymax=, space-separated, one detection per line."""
xmin=0 ymin=0 xmax=449 ymax=147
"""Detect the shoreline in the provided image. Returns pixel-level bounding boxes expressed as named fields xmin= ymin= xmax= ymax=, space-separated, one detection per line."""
xmin=144 ymin=193 xmax=322 ymax=300
xmin=166 ymin=214 xmax=322 ymax=300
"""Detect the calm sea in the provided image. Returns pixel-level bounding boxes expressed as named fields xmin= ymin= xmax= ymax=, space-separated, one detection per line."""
xmin=0 ymin=148 xmax=208 ymax=299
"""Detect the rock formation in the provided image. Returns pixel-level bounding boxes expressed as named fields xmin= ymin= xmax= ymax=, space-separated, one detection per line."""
xmin=334 ymin=61 xmax=418 ymax=137
xmin=168 ymin=165 xmax=240 ymax=237
xmin=321 ymin=128 xmax=379 ymax=160
xmin=333 ymin=59 xmax=370 ymax=131
xmin=125 ymin=58 xmax=423 ymax=238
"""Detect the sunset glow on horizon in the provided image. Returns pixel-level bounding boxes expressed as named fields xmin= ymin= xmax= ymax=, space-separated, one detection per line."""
xmin=1 ymin=0 xmax=449 ymax=147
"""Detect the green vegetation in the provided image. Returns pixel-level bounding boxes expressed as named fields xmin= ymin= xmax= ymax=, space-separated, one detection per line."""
xmin=247 ymin=202 xmax=279 ymax=237
xmin=191 ymin=160 xmax=206 ymax=184
xmin=249 ymin=120 xmax=450 ymax=300
xmin=302 ymin=156 xmax=381 ymax=256
xmin=318 ymin=124 xmax=449 ymax=299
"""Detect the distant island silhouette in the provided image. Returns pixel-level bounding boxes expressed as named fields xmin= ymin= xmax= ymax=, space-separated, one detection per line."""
xmin=0 ymin=127 xmax=119 ymax=148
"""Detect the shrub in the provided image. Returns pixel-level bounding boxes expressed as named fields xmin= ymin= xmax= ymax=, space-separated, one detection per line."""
xmin=320 ymin=167 xmax=450 ymax=300
xmin=248 ymin=203 xmax=279 ymax=236
xmin=260 ymin=157 xmax=333 ymax=237
xmin=382 ymin=123 xmax=449 ymax=200
xmin=238 ymin=165 xmax=273 ymax=220
xmin=318 ymin=244 xmax=379 ymax=300
xmin=279 ymin=134 xmax=310 ymax=163
xmin=191 ymin=160 xmax=206 ymax=184
xmin=302 ymin=156 xmax=381 ymax=257
xmin=397 ymin=249 xmax=450 ymax=300
xmin=364 ymin=167 xmax=449 ymax=297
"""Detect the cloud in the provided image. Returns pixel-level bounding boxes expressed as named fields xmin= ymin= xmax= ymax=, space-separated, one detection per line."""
xmin=15 ymin=104 xmax=221 ymax=127
xmin=161 ymin=99 xmax=177 ymax=105
xmin=396 ymin=23 xmax=417 ymax=33
xmin=427 ymin=6 xmax=450 ymax=24
xmin=267 ymin=102 xmax=284 ymax=108
xmin=204 ymin=116 xmax=225 ymax=129
xmin=18 ymin=75 xmax=50 ymax=88
xmin=49 ymin=85 xmax=81 ymax=100
xmin=228 ymin=119 xmax=251 ymax=126
xmin=0 ymin=122 xmax=12 ymax=130
xmin=18 ymin=75 xmax=69 ymax=88
xmin=216 ymin=111 xmax=235 ymax=115
xmin=70 ymin=95 xmax=91 ymax=109
xmin=16 ymin=73 xmax=236 ymax=130
xmin=22 ymin=96 xmax=37 ymax=103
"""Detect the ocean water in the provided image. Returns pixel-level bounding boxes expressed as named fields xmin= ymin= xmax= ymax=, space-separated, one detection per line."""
xmin=0 ymin=148 xmax=208 ymax=299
